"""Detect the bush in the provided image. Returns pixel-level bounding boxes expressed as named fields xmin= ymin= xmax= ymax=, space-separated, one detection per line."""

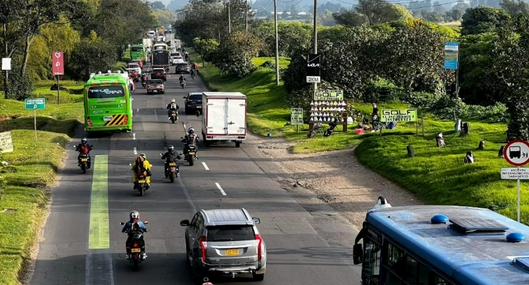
xmin=364 ymin=79 xmax=406 ymax=103
xmin=6 ymin=72 xmax=33 ymax=101
xmin=211 ymin=32 xmax=263 ymax=78
xmin=403 ymin=91 xmax=442 ymax=109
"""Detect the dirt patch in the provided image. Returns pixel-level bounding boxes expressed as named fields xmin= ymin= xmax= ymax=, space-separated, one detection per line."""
xmin=245 ymin=134 xmax=421 ymax=229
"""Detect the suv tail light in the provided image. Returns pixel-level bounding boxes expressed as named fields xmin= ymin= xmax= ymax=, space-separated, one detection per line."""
xmin=256 ymin=234 xmax=264 ymax=261
xmin=199 ymin=236 xmax=208 ymax=264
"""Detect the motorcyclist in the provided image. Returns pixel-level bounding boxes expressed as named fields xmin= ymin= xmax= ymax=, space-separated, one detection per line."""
xmin=122 ymin=210 xmax=148 ymax=259
xmin=131 ymin=153 xmax=152 ymax=188
xmin=75 ymin=138 xmax=93 ymax=168
xmin=183 ymin=127 xmax=199 ymax=146
xmin=166 ymin=98 xmax=179 ymax=118
xmin=161 ymin=145 xmax=181 ymax=177
xmin=179 ymin=75 xmax=186 ymax=88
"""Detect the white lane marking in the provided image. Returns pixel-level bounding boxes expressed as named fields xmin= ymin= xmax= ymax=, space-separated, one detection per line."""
xmin=202 ymin=162 xmax=210 ymax=171
xmin=215 ymin=182 xmax=227 ymax=196
xmin=132 ymin=133 xmax=136 ymax=140
xmin=133 ymin=147 xmax=137 ymax=155
xmin=136 ymin=108 xmax=139 ymax=113
xmin=154 ymin=108 xmax=158 ymax=121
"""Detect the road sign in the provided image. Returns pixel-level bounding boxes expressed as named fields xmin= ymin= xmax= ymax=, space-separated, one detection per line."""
xmin=306 ymin=76 xmax=321 ymax=83
xmin=503 ymin=141 xmax=529 ymax=166
xmin=314 ymin=89 xmax=343 ymax=101
xmin=444 ymin=42 xmax=459 ymax=71
xmin=52 ymin=51 xmax=64 ymax=76
xmin=25 ymin=98 xmax=46 ymax=111
xmin=307 ymin=53 xmax=320 ymax=76
xmin=2 ymin=58 xmax=11 ymax=71
xmin=291 ymin=108 xmax=303 ymax=125
xmin=380 ymin=109 xmax=418 ymax=123
xmin=501 ymin=168 xmax=529 ymax=180
xmin=0 ymin=131 xmax=13 ymax=153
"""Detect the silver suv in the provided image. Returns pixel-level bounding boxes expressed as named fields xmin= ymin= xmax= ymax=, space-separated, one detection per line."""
xmin=180 ymin=208 xmax=267 ymax=281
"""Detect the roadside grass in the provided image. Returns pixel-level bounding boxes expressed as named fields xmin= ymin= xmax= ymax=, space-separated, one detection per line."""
xmin=199 ymin=61 xmax=291 ymax=137
xmin=0 ymin=130 xmax=70 ymax=285
xmin=0 ymin=80 xmax=82 ymax=284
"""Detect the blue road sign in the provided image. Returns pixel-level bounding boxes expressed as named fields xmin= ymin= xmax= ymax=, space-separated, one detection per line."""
xmin=444 ymin=42 xmax=459 ymax=71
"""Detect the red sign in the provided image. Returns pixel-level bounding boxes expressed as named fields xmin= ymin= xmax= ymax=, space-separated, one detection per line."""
xmin=503 ymin=141 xmax=529 ymax=166
xmin=52 ymin=51 xmax=64 ymax=76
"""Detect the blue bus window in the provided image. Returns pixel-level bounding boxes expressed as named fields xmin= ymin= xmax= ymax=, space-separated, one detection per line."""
xmin=362 ymin=236 xmax=381 ymax=285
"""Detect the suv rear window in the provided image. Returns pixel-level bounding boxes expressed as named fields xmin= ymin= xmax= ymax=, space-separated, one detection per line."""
xmin=149 ymin=79 xmax=163 ymax=84
xmin=207 ymin=225 xmax=255 ymax=242
xmin=189 ymin=95 xmax=202 ymax=102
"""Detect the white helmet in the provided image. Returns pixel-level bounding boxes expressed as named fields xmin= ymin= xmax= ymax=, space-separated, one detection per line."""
xmin=171 ymin=99 xmax=176 ymax=103
xmin=130 ymin=210 xmax=140 ymax=220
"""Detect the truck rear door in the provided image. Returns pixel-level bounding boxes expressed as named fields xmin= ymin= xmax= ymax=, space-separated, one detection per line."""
xmin=206 ymin=99 xmax=227 ymax=135
xmin=227 ymin=98 xmax=246 ymax=136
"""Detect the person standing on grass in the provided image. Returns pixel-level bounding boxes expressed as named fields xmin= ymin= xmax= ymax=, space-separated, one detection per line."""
xmin=464 ymin=151 xmax=475 ymax=164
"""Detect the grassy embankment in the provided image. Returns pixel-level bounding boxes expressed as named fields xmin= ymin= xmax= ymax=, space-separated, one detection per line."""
xmin=0 ymin=81 xmax=84 ymax=285
xmin=196 ymin=55 xmax=527 ymax=222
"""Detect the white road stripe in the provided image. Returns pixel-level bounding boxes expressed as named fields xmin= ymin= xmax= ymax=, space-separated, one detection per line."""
xmin=133 ymin=147 xmax=137 ymax=155
xmin=215 ymin=182 xmax=227 ymax=196
xmin=132 ymin=133 xmax=136 ymax=140
xmin=202 ymin=162 xmax=210 ymax=171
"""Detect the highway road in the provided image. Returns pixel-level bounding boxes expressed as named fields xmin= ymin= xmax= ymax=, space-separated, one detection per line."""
xmin=29 ymin=68 xmax=361 ymax=285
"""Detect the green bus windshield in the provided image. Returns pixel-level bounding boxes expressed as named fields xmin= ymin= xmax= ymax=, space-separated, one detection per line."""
xmin=88 ymin=86 xmax=125 ymax=99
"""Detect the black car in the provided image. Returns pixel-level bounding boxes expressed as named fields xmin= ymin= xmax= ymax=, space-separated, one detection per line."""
xmin=185 ymin=93 xmax=202 ymax=114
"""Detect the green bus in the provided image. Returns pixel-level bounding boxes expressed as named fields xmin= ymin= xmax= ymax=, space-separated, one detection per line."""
xmin=83 ymin=72 xmax=133 ymax=132
xmin=130 ymin=44 xmax=146 ymax=62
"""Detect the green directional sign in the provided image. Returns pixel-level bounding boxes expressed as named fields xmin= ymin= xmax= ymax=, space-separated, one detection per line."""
xmin=25 ymin=98 xmax=46 ymax=111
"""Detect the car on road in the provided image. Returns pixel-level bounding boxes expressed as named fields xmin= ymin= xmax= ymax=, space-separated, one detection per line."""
xmin=146 ymin=79 xmax=165 ymax=94
xmin=185 ymin=92 xmax=203 ymax=114
xmin=175 ymin=62 xmax=190 ymax=74
xmin=180 ymin=208 xmax=266 ymax=281
xmin=151 ymin=68 xmax=166 ymax=81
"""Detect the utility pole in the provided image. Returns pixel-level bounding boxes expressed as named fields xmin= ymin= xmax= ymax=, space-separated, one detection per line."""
xmin=274 ymin=0 xmax=280 ymax=86
xmin=245 ymin=0 xmax=249 ymax=32
xmin=312 ymin=0 xmax=318 ymax=98
xmin=227 ymin=0 xmax=232 ymax=35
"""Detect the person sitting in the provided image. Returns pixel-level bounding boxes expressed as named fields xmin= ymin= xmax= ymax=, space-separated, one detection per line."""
xmin=75 ymin=138 xmax=93 ymax=168
xmin=161 ymin=145 xmax=181 ymax=177
xmin=131 ymin=153 xmax=152 ymax=188
xmin=122 ymin=210 xmax=148 ymax=259
xmin=464 ymin=151 xmax=475 ymax=164
xmin=166 ymin=99 xmax=179 ymax=117
xmin=436 ymin=133 xmax=446 ymax=147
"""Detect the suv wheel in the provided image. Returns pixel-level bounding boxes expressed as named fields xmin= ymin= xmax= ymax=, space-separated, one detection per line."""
xmin=253 ymin=273 xmax=264 ymax=281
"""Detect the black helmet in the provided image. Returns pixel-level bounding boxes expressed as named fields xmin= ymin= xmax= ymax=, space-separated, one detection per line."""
xmin=168 ymin=145 xmax=174 ymax=151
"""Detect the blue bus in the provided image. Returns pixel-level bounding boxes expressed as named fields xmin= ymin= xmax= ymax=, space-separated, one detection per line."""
xmin=353 ymin=204 xmax=529 ymax=285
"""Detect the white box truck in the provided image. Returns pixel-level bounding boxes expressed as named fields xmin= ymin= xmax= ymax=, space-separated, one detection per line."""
xmin=202 ymin=92 xmax=247 ymax=147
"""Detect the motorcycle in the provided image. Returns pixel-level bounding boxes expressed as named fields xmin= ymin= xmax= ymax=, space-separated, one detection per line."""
xmin=183 ymin=144 xmax=197 ymax=166
xmin=324 ymin=120 xmax=338 ymax=137
xmin=133 ymin=174 xmax=150 ymax=196
xmin=121 ymin=221 xmax=148 ymax=269
xmin=169 ymin=110 xmax=178 ymax=124
xmin=78 ymin=154 xmax=90 ymax=174
xmin=166 ymin=161 xmax=179 ymax=182
xmin=180 ymin=80 xmax=186 ymax=89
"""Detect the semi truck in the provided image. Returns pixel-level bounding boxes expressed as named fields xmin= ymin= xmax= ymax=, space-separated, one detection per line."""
xmin=201 ymin=92 xmax=247 ymax=147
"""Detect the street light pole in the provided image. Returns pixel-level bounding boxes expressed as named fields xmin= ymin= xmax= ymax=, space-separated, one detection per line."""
xmin=274 ymin=0 xmax=280 ymax=86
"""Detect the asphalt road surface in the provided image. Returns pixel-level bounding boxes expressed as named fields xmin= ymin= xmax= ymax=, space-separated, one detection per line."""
xmin=29 ymin=68 xmax=361 ymax=285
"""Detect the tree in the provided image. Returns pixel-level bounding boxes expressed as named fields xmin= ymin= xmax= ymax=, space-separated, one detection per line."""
xmin=193 ymin=37 xmax=219 ymax=64
xmin=380 ymin=20 xmax=446 ymax=94
xmin=501 ymin=0 xmax=529 ymax=16
xmin=212 ymin=31 xmax=263 ymax=77
xmin=151 ymin=1 xmax=166 ymax=10
xmin=253 ymin=21 xmax=312 ymax=56
xmin=68 ymin=32 xmax=117 ymax=80
xmin=332 ymin=10 xmax=368 ymax=26
xmin=491 ymin=21 xmax=529 ymax=140
xmin=356 ymin=0 xmax=404 ymax=25
xmin=461 ymin=7 xmax=511 ymax=35
xmin=175 ymin=0 xmax=225 ymax=42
